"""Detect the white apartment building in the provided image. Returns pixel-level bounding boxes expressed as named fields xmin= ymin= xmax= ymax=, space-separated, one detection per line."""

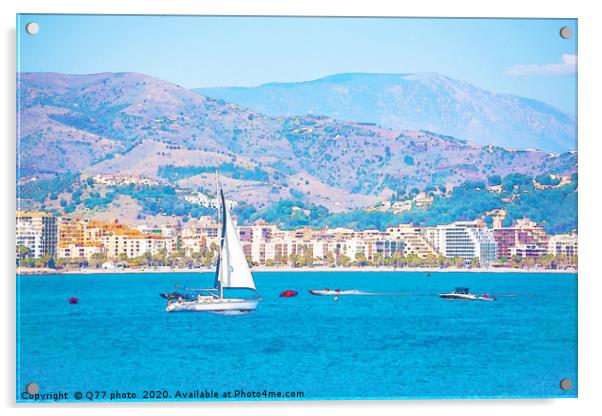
xmin=548 ymin=231 xmax=578 ymax=258
xmin=231 ymin=221 xmax=406 ymax=265
xmin=136 ymin=224 xmax=179 ymax=237
xmin=176 ymin=190 xmax=239 ymax=210
xmin=91 ymin=174 xmax=158 ymax=187
xmin=16 ymin=212 xmax=58 ymax=259
xmin=426 ymin=221 xmax=497 ymax=265
xmin=386 ymin=224 xmax=439 ymax=258
xmin=102 ymin=234 xmax=177 ymax=259
xmin=58 ymin=243 xmax=103 ymax=259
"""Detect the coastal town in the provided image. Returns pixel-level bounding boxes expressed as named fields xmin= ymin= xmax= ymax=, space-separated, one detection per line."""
xmin=16 ymin=210 xmax=578 ymax=273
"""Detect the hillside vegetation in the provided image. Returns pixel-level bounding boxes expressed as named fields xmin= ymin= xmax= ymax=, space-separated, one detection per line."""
xmin=17 ymin=72 xmax=577 ymax=228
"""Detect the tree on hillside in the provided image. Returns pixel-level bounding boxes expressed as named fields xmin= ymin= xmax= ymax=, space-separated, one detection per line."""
xmin=487 ymin=175 xmax=502 ymax=186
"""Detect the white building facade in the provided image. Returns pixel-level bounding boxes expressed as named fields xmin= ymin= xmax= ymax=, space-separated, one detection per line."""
xmin=427 ymin=221 xmax=497 ymax=265
xmin=16 ymin=212 xmax=58 ymax=259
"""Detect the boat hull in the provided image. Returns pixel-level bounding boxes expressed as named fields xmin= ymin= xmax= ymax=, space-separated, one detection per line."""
xmin=439 ymin=294 xmax=495 ymax=301
xmin=166 ymin=298 xmax=259 ymax=313
xmin=439 ymin=294 xmax=478 ymax=300
xmin=309 ymin=289 xmax=365 ymax=296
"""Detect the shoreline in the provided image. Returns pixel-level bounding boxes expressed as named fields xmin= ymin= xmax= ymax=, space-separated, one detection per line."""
xmin=17 ymin=265 xmax=577 ymax=276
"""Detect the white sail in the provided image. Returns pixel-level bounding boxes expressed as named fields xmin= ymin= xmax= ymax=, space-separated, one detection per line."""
xmin=218 ymin=190 xmax=256 ymax=291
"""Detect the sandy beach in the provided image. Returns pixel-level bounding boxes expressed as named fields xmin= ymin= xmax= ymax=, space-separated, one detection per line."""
xmin=16 ymin=265 xmax=577 ymax=275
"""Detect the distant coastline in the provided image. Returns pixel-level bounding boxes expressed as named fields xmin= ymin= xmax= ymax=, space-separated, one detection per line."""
xmin=16 ymin=266 xmax=577 ymax=276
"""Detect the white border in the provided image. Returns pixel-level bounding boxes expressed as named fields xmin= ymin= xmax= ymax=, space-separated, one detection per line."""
xmin=2 ymin=1 xmax=601 ymax=415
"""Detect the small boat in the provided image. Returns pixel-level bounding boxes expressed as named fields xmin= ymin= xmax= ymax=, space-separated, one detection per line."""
xmin=309 ymin=288 xmax=366 ymax=296
xmin=166 ymin=180 xmax=259 ymax=314
xmin=159 ymin=291 xmax=196 ymax=300
xmin=439 ymin=287 xmax=494 ymax=301
xmin=439 ymin=287 xmax=477 ymax=300
xmin=68 ymin=297 xmax=79 ymax=304
xmin=279 ymin=290 xmax=298 ymax=298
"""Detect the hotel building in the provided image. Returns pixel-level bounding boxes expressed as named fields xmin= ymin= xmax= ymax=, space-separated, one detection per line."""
xmin=548 ymin=231 xmax=578 ymax=258
xmin=426 ymin=221 xmax=497 ymax=265
xmin=16 ymin=211 xmax=58 ymax=259
xmin=492 ymin=218 xmax=549 ymax=259
xmin=57 ymin=217 xmax=103 ymax=259
xmin=386 ymin=224 xmax=439 ymax=258
xmin=17 ymin=211 xmax=577 ymax=268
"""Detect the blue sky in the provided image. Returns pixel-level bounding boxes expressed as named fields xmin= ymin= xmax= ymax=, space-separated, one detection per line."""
xmin=17 ymin=15 xmax=577 ymax=114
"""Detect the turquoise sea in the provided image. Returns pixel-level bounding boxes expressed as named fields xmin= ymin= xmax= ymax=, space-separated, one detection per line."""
xmin=17 ymin=271 xmax=577 ymax=402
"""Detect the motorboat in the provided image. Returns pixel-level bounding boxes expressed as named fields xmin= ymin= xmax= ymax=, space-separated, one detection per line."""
xmin=309 ymin=288 xmax=367 ymax=296
xmin=439 ymin=287 xmax=477 ymax=300
xmin=439 ymin=287 xmax=495 ymax=301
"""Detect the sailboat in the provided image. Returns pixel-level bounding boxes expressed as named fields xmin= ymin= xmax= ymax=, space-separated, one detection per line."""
xmin=165 ymin=187 xmax=259 ymax=314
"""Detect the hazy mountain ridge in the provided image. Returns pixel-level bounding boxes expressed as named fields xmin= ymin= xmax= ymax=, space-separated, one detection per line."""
xmin=197 ymin=72 xmax=576 ymax=152
xmin=17 ymin=72 xmax=577 ymax=215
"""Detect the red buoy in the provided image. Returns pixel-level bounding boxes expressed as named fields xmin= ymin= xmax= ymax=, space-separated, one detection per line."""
xmin=68 ymin=297 xmax=79 ymax=304
xmin=279 ymin=290 xmax=298 ymax=298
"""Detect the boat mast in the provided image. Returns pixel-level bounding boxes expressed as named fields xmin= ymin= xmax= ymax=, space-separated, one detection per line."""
xmin=219 ymin=189 xmax=230 ymax=298
xmin=215 ymin=170 xmax=220 ymax=224
xmin=219 ymin=189 xmax=227 ymax=299
xmin=216 ymin=172 xmax=226 ymax=299
xmin=213 ymin=171 xmax=223 ymax=298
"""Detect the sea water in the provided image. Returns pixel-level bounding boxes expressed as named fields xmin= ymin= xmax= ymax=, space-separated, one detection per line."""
xmin=17 ymin=271 xmax=577 ymax=401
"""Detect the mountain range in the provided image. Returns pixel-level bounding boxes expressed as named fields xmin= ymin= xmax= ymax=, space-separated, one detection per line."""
xmin=197 ymin=72 xmax=576 ymax=153
xmin=17 ymin=72 xmax=577 ymax=216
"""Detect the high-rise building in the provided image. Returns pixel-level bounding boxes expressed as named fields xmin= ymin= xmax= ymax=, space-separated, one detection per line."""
xmin=427 ymin=221 xmax=497 ymax=265
xmin=58 ymin=216 xmax=90 ymax=246
xmin=493 ymin=218 xmax=549 ymax=259
xmin=57 ymin=217 xmax=103 ymax=260
xmin=16 ymin=212 xmax=58 ymax=259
